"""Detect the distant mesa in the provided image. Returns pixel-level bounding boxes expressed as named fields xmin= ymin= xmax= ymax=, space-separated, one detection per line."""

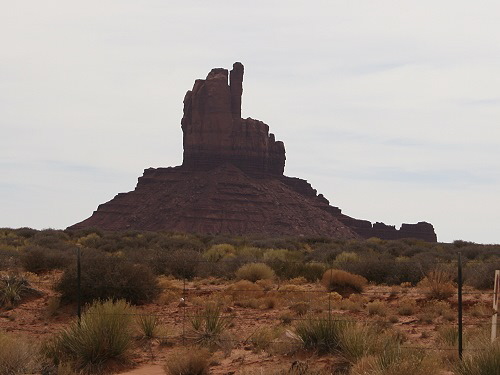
xmin=69 ymin=62 xmax=437 ymax=242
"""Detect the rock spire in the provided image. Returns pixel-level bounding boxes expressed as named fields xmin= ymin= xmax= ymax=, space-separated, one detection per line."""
xmin=181 ymin=62 xmax=285 ymax=175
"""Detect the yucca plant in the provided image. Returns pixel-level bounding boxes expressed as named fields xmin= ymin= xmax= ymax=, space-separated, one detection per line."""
xmin=189 ymin=303 xmax=232 ymax=349
xmin=136 ymin=314 xmax=160 ymax=339
xmin=338 ymin=324 xmax=376 ymax=363
xmin=0 ymin=274 xmax=29 ymax=309
xmin=44 ymin=299 xmax=134 ymax=372
xmin=295 ymin=314 xmax=349 ymax=354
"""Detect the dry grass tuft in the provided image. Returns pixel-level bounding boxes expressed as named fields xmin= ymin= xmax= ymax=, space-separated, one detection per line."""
xmin=419 ymin=268 xmax=455 ymax=300
xmin=164 ymin=347 xmax=210 ymax=375
xmin=0 ymin=331 xmax=42 ymax=374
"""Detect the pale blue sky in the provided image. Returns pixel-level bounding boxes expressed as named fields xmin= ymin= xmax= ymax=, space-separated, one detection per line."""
xmin=1 ymin=1 xmax=499 ymax=243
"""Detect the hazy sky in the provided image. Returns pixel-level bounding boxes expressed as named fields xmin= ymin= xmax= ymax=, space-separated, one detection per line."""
xmin=2 ymin=1 xmax=499 ymax=243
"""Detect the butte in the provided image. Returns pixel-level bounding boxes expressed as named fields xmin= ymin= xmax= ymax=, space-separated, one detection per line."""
xmin=69 ymin=62 xmax=437 ymax=242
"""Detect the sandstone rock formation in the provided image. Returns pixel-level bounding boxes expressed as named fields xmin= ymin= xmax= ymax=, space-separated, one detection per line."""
xmin=70 ymin=62 xmax=437 ymax=242
xmin=181 ymin=62 xmax=285 ymax=175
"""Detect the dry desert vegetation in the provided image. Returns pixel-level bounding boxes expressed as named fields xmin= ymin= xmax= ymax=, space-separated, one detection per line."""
xmin=1 ymin=228 xmax=500 ymax=375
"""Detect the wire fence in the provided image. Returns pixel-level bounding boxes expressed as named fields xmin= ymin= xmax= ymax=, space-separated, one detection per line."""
xmin=2 ymin=251 xmax=499 ymax=362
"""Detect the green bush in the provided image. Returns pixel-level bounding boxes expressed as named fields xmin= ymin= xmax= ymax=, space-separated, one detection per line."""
xmin=339 ymin=255 xmax=423 ymax=285
xmin=267 ymin=260 xmax=326 ymax=282
xmin=21 ymin=245 xmax=72 ymax=273
xmin=203 ymin=244 xmax=236 ymax=262
xmin=166 ymin=249 xmax=202 ymax=279
xmin=56 ymin=253 xmax=159 ymax=305
xmin=235 ymin=262 xmax=275 ymax=282
xmin=44 ymin=299 xmax=134 ymax=373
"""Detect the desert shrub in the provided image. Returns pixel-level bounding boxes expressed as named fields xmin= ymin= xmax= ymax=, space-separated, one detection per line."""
xmin=164 ymin=347 xmax=210 ymax=375
xmin=321 ymin=269 xmax=367 ymax=296
xmin=338 ymin=324 xmax=378 ymax=363
xmin=226 ymin=280 xmax=264 ymax=301
xmin=236 ymin=262 xmax=275 ymax=282
xmin=189 ymin=303 xmax=232 ymax=349
xmin=203 ymin=244 xmax=236 ymax=262
xmin=455 ymin=341 xmax=500 ymax=375
xmin=397 ymin=299 xmax=417 ymax=316
xmin=339 ymin=298 xmax=364 ymax=312
xmin=166 ymin=249 xmax=202 ymax=279
xmin=0 ymin=331 xmax=42 ymax=374
xmin=366 ymin=300 xmax=387 ymax=316
xmin=0 ymin=246 xmax=20 ymax=270
xmin=335 ymin=251 xmax=359 ymax=263
xmin=249 ymin=327 xmax=280 ymax=353
xmin=437 ymin=325 xmax=459 ymax=347
xmin=77 ymin=233 xmax=104 ymax=248
xmin=249 ymin=237 xmax=301 ymax=251
xmin=419 ymin=268 xmax=455 ymax=300
xmin=136 ymin=314 xmax=160 ymax=339
xmin=21 ymin=245 xmax=72 ymax=273
xmin=350 ymin=349 xmax=440 ymax=375
xmin=339 ymin=254 xmax=422 ymax=285
xmin=464 ymin=260 xmax=500 ymax=289
xmin=14 ymin=227 xmax=38 ymax=238
xmin=295 ymin=314 xmax=349 ymax=354
xmin=44 ymin=299 xmax=134 ymax=372
xmin=266 ymin=259 xmax=326 ymax=282
xmin=0 ymin=273 xmax=35 ymax=309
xmin=32 ymin=229 xmax=70 ymax=250
xmin=156 ymin=277 xmax=183 ymax=305
xmin=280 ymin=312 xmax=294 ymax=325
xmin=157 ymin=235 xmax=205 ymax=252
xmin=289 ymin=302 xmax=310 ymax=316
xmin=56 ymin=253 xmax=159 ymax=305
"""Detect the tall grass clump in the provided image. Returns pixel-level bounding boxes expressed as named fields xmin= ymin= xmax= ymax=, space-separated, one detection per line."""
xmin=350 ymin=349 xmax=440 ymax=375
xmin=189 ymin=303 xmax=232 ymax=349
xmin=337 ymin=324 xmax=377 ymax=363
xmin=419 ymin=268 xmax=455 ymax=300
xmin=455 ymin=341 xmax=500 ymax=375
xmin=321 ymin=269 xmax=367 ymax=296
xmin=44 ymin=299 xmax=134 ymax=373
xmin=295 ymin=314 xmax=349 ymax=354
xmin=164 ymin=347 xmax=210 ymax=375
xmin=236 ymin=262 xmax=275 ymax=282
xmin=0 ymin=331 xmax=41 ymax=374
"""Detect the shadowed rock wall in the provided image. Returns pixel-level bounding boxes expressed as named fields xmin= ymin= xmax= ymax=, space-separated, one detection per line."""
xmin=70 ymin=62 xmax=437 ymax=242
xmin=181 ymin=62 xmax=285 ymax=175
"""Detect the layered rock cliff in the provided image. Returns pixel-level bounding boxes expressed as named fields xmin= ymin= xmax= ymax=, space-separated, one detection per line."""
xmin=181 ymin=62 xmax=285 ymax=175
xmin=70 ymin=62 xmax=437 ymax=242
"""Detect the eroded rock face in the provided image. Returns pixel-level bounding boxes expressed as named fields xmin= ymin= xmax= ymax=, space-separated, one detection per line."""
xmin=181 ymin=62 xmax=285 ymax=175
xmin=69 ymin=62 xmax=437 ymax=242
